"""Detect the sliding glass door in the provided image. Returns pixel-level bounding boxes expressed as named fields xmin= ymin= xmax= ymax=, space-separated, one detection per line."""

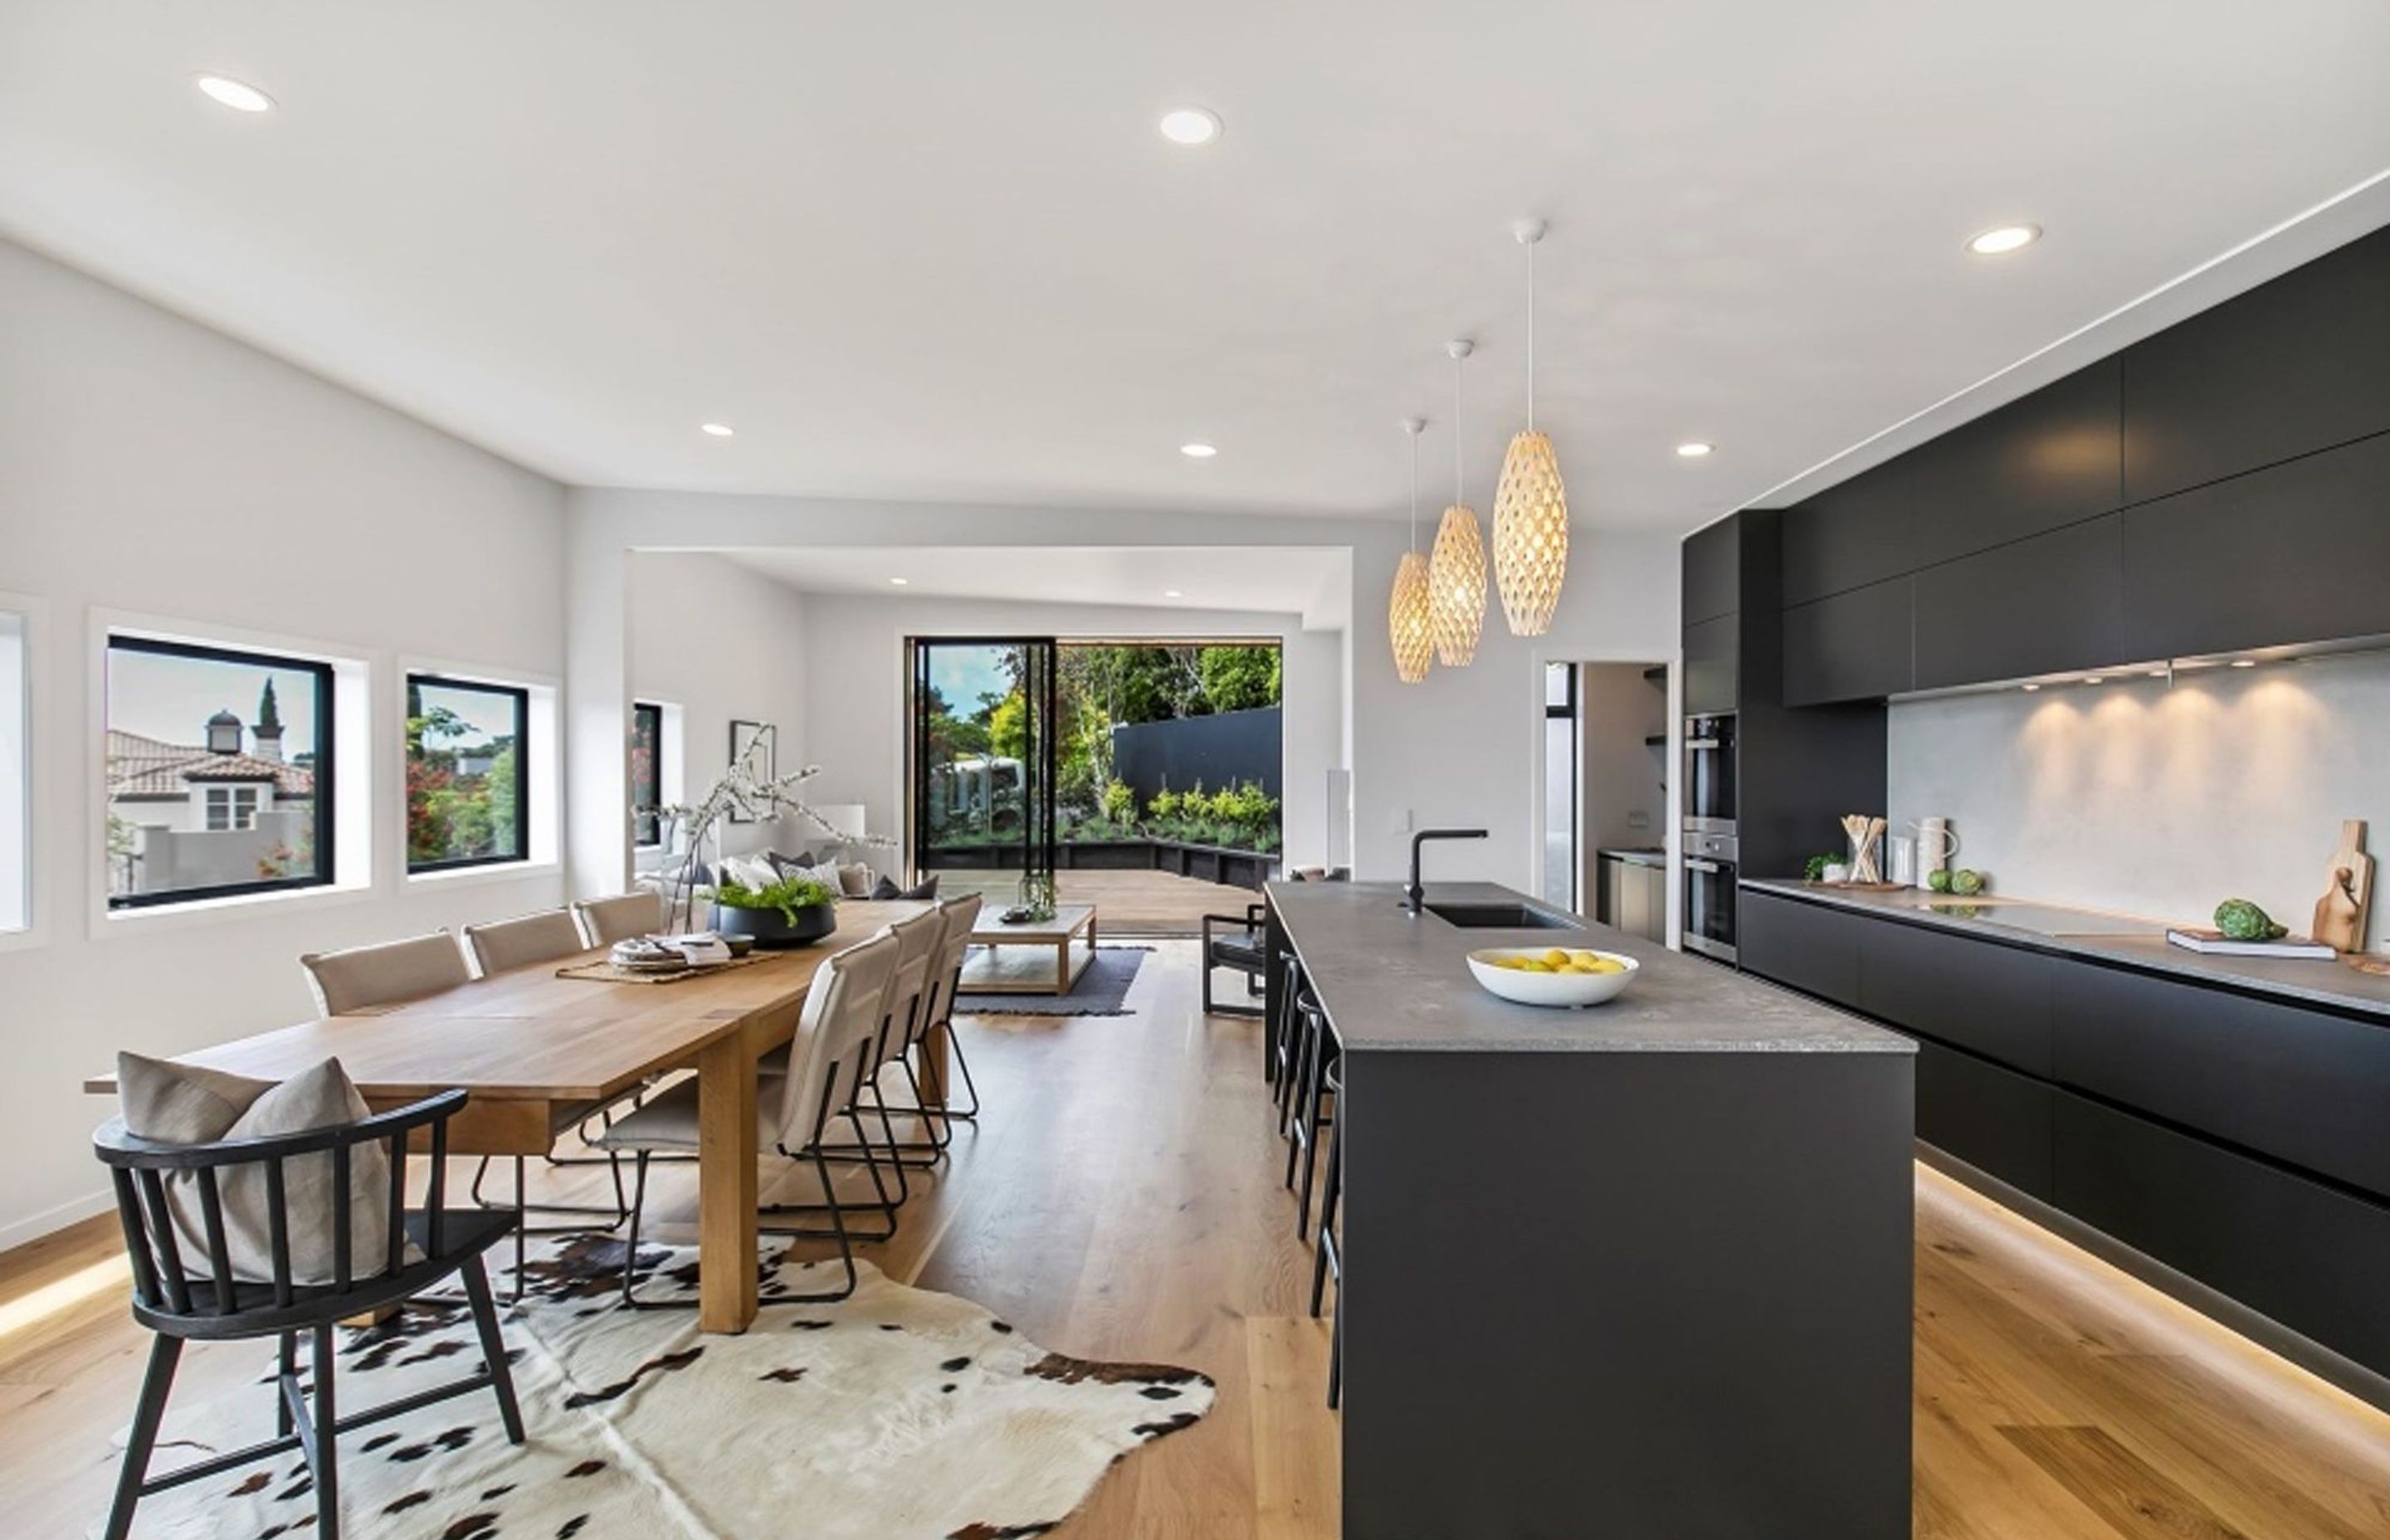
xmin=910 ymin=638 xmax=1059 ymax=899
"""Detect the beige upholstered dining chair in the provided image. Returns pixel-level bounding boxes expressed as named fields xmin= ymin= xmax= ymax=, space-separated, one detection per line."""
xmin=460 ymin=909 xmax=587 ymax=976
xmin=573 ymin=889 xmax=667 ymax=948
xmin=600 ymin=927 xmax=905 ymax=1305
xmin=298 ymin=931 xmax=472 ymax=1016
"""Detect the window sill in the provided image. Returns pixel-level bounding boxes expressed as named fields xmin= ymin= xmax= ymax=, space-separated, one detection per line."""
xmin=403 ymin=860 xmax=563 ymax=894
xmin=93 ymin=879 xmax=378 ymax=940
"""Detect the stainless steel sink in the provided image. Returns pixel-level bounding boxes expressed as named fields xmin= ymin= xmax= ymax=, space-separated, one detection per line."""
xmin=1422 ymin=901 xmax=1578 ymax=930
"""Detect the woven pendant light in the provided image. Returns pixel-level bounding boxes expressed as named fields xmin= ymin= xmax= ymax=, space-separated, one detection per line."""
xmin=1430 ymin=340 xmax=1486 ymax=667
xmin=1388 ymin=417 xmax=1435 ymax=684
xmin=1495 ymin=219 xmax=1569 ymax=636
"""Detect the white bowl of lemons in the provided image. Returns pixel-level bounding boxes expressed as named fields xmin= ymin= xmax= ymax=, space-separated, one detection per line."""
xmin=1466 ymin=945 xmax=1640 ymax=1007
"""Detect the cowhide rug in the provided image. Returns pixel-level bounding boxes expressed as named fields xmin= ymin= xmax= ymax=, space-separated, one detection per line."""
xmin=109 ymin=1235 xmax=1214 ymax=1539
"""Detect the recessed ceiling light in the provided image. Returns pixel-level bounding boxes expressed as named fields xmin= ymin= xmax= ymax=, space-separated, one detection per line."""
xmin=2083 ymin=675 xmax=2105 ymax=685
xmin=700 ymin=422 xmax=734 ymax=437
xmin=2147 ymin=669 xmax=2168 ymax=679
xmin=1163 ymin=589 xmax=1184 ymax=598
xmin=889 ymin=577 xmax=910 ymax=587
xmin=1158 ymin=108 xmax=1222 ymax=146
xmin=1179 ymin=442 xmax=1217 ymax=459
xmin=1675 ymin=441 xmax=1715 ymax=459
xmin=2231 ymin=658 xmax=2256 ymax=668
xmin=2021 ymin=684 xmax=2041 ymax=693
xmin=195 ymin=74 xmax=275 ymax=113
xmin=1968 ymin=223 xmax=2042 ymax=256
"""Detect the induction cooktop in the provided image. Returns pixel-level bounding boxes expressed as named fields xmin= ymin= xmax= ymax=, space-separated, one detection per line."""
xmin=1924 ymin=901 xmax=2163 ymax=938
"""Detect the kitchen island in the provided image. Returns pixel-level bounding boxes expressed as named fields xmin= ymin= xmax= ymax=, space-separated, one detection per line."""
xmin=1266 ymin=880 xmax=1915 ymax=1540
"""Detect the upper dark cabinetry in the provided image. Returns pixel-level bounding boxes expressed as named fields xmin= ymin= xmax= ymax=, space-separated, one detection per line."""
xmin=1907 ymin=359 xmax=2122 ymax=569
xmin=1780 ymin=461 xmax=1913 ymax=607
xmin=1760 ymin=224 xmax=2390 ymax=699
xmin=2122 ymin=227 xmax=2390 ymax=504
xmin=1681 ymin=519 xmax=1740 ymax=627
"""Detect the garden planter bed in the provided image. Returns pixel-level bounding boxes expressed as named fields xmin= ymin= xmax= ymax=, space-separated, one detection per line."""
xmin=926 ymin=837 xmax=1279 ymax=891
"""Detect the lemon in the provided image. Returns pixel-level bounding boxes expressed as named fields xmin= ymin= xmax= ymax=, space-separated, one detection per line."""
xmin=1542 ymin=948 xmax=1572 ymax=968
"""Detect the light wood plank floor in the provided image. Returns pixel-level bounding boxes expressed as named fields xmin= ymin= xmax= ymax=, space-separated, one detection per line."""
xmin=8 ymin=943 xmax=2390 ymax=1537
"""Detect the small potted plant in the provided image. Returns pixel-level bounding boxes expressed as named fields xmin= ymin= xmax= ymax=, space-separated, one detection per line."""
xmin=713 ymin=872 xmax=837 ymax=948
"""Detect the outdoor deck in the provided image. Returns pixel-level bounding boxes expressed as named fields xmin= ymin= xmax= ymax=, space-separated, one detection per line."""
xmin=939 ymin=867 xmax=1260 ymax=936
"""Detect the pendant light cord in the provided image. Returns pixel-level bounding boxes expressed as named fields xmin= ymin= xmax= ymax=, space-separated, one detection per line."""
xmin=1453 ymin=352 xmax=1466 ymax=501
xmin=1407 ymin=429 xmax=1420 ymax=552
xmin=1525 ymin=236 xmax=1535 ymax=430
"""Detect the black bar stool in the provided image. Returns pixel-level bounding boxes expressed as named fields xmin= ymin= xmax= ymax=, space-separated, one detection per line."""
xmin=1271 ymin=950 xmax=1307 ymax=1109
xmin=1283 ymin=995 xmax=1338 ymax=1237
xmin=1310 ymin=1055 xmax=1344 ymax=1410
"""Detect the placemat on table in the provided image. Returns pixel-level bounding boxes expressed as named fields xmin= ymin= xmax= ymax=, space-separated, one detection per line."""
xmin=556 ymin=953 xmax=767 ymax=985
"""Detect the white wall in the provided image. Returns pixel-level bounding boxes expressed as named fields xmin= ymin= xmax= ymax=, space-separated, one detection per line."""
xmin=627 ymin=553 xmax=810 ymax=870
xmin=562 ymin=490 xmax=1680 ymax=899
xmin=1888 ymin=650 xmax=2390 ymax=948
xmin=793 ymin=591 xmax=1343 ymax=871
xmin=0 ymin=239 xmax=568 ymax=1248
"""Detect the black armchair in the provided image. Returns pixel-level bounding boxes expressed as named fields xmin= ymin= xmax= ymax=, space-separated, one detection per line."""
xmin=93 ymin=1087 xmax=524 ymax=1540
xmin=1201 ymin=901 xmax=1270 ymax=1018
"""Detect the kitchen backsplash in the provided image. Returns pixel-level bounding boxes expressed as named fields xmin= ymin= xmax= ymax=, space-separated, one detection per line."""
xmin=1886 ymin=648 xmax=2390 ymax=953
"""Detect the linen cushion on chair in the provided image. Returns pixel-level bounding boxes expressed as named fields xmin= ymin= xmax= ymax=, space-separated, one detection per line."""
xmin=299 ymin=931 xmax=471 ymax=1016
xmin=574 ymin=890 xmax=668 ymax=947
xmin=461 ymin=909 xmax=586 ymax=975
xmin=118 ymin=1053 xmax=398 ymax=1284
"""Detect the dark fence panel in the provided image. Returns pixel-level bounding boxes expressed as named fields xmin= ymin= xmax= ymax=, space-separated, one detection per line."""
xmin=1110 ymin=706 xmax=1282 ymax=807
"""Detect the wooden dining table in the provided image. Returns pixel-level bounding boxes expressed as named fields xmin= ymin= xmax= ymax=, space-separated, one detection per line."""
xmin=84 ymin=900 xmax=932 ymax=1334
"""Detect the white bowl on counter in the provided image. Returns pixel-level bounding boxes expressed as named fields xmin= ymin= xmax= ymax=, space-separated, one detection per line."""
xmin=1466 ymin=947 xmax=1641 ymax=1008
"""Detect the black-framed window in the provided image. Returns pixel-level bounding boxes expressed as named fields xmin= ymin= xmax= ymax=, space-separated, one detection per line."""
xmin=631 ymin=701 xmax=664 ymax=847
xmin=105 ymin=635 xmax=335 ymax=909
xmin=405 ymin=674 xmax=530 ymax=873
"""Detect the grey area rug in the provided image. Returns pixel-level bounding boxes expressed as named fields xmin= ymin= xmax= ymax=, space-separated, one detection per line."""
xmin=954 ymin=944 xmax=1152 ymax=1016
xmin=108 ymin=1235 xmax=1213 ymax=1540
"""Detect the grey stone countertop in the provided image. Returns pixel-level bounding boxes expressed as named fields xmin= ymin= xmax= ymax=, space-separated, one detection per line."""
xmin=1740 ymin=879 xmax=2390 ymax=1021
xmin=1267 ymin=880 xmax=1912 ymax=1055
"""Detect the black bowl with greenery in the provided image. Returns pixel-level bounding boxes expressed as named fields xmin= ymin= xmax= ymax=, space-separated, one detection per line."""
xmin=713 ymin=874 xmax=836 ymax=948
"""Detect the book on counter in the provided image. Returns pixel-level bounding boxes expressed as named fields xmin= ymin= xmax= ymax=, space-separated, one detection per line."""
xmin=2164 ymin=928 xmax=2337 ymax=959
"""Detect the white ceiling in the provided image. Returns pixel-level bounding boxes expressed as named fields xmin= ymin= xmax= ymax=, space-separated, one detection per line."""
xmin=715 ymin=547 xmax=1352 ymax=629
xmin=4 ymin=2 xmax=2388 ymax=532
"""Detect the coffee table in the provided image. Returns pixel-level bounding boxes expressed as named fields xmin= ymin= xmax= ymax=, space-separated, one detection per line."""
xmin=960 ymin=903 xmax=1099 ymax=994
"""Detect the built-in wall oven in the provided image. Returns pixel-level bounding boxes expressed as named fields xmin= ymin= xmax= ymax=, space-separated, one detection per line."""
xmin=1682 ymin=713 xmax=1736 ymax=835
xmin=1682 ymin=829 xmax=1739 ymax=963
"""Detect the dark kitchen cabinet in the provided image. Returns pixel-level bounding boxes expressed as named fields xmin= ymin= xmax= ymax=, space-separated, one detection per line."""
xmin=1682 ymin=518 xmax=1741 ymax=627
xmin=1683 ymin=612 xmax=1739 ymax=715
xmin=2051 ymin=962 xmax=2390 ymax=1201
xmin=1915 ymin=1041 xmax=2055 ymax=1201
xmin=2055 ymin=1091 xmax=2390 ymax=1380
xmin=1781 ymin=460 xmax=1914 ymax=607
xmin=1909 ymin=359 xmax=2122 ymax=569
xmin=1738 ymin=890 xmax=1861 ymax=1010
xmin=2121 ymin=227 xmax=2390 ymax=505
xmin=1782 ymin=578 xmax=1914 ymax=706
xmin=2121 ymin=428 xmax=2390 ymax=663
xmin=1912 ymin=515 xmax=2124 ymax=690
xmin=1860 ymin=920 xmax=2053 ymax=1077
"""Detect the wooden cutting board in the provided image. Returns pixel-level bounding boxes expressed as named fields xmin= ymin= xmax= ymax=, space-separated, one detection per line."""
xmin=2312 ymin=819 xmax=2373 ymax=955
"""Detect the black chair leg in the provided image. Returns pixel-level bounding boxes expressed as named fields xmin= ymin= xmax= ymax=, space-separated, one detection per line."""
xmin=102 ymin=1334 xmax=181 ymax=1540
xmin=276 ymin=1330 xmax=297 ymax=1436
xmin=311 ymin=1321 xmax=339 ymax=1539
xmin=460 ymin=1254 xmax=526 ymax=1445
xmin=1297 ymin=1055 xmax=1334 ymax=1239
xmin=1329 ymin=1288 xmax=1344 ymax=1411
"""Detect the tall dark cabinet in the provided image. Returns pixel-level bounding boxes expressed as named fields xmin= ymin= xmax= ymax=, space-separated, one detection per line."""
xmin=1678 ymin=509 xmax=1886 ymax=896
